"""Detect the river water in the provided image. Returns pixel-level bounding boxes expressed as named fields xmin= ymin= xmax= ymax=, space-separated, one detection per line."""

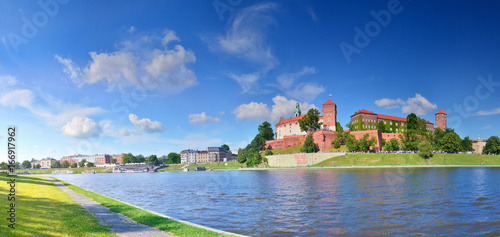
xmin=50 ymin=167 xmax=499 ymax=236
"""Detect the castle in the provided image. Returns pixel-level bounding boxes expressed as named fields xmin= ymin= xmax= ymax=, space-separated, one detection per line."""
xmin=265 ymin=98 xmax=447 ymax=152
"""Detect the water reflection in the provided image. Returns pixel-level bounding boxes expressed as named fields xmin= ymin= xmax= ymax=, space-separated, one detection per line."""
xmin=51 ymin=168 xmax=500 ymax=236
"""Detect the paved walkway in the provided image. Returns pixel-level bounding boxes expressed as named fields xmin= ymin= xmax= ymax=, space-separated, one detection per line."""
xmin=47 ymin=178 xmax=174 ymax=237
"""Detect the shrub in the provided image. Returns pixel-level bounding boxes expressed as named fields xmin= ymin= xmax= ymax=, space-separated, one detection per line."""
xmin=418 ymin=140 xmax=433 ymax=159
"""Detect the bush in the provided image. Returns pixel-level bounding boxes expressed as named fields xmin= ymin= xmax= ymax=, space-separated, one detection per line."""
xmin=264 ymin=150 xmax=273 ymax=156
xmin=237 ymin=153 xmax=246 ymax=163
xmin=483 ymin=136 xmax=500 ymax=155
xmin=418 ymin=140 xmax=433 ymax=159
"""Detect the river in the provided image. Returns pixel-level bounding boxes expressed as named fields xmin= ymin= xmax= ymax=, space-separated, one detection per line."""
xmin=50 ymin=167 xmax=499 ymax=236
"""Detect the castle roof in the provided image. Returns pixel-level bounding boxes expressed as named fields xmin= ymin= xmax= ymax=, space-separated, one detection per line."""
xmin=353 ymin=110 xmax=433 ymax=124
xmin=276 ymin=114 xmax=324 ymax=127
xmin=353 ymin=109 xmax=376 ymax=115
xmin=323 ymin=100 xmax=336 ymax=105
xmin=436 ymin=109 xmax=446 ymax=115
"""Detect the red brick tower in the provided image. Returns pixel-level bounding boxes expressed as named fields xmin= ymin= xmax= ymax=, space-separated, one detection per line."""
xmin=322 ymin=100 xmax=337 ymax=131
xmin=435 ymin=110 xmax=447 ymax=131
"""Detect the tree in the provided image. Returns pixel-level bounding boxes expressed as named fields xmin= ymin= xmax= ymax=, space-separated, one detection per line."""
xmin=86 ymin=162 xmax=95 ymax=167
xmin=237 ymin=152 xmax=247 ymax=163
xmin=147 ymin=155 xmax=160 ymax=166
xmin=167 ymin=153 xmax=181 ymax=164
xmin=22 ymin=160 xmax=32 ymax=169
xmin=15 ymin=162 xmax=20 ymax=169
xmin=301 ymin=134 xmax=319 ymax=153
xmin=418 ymin=140 xmax=433 ymax=158
xmin=71 ymin=163 xmax=77 ymax=168
xmin=441 ymin=133 xmax=462 ymax=153
xmin=62 ymin=160 xmax=70 ymax=168
xmin=221 ymin=144 xmax=230 ymax=151
xmin=136 ymin=155 xmax=145 ymax=163
xmin=461 ymin=136 xmax=473 ymax=152
xmin=483 ymin=136 xmax=500 ymax=155
xmin=35 ymin=164 xmax=41 ymax=169
xmin=345 ymin=123 xmax=354 ymax=131
xmin=79 ymin=159 xmax=87 ymax=168
xmin=258 ymin=121 xmax=274 ymax=140
xmin=332 ymin=128 xmax=347 ymax=149
xmin=52 ymin=161 xmax=62 ymax=168
xmin=1 ymin=162 xmax=8 ymax=170
xmin=336 ymin=122 xmax=343 ymax=133
xmin=121 ymin=153 xmax=131 ymax=164
xmin=246 ymin=152 xmax=262 ymax=167
xmin=298 ymin=108 xmax=322 ymax=132
xmin=345 ymin=132 xmax=358 ymax=152
xmin=384 ymin=138 xmax=400 ymax=152
xmin=433 ymin=128 xmax=446 ymax=150
xmin=358 ymin=134 xmax=377 ymax=152
xmin=159 ymin=155 xmax=168 ymax=164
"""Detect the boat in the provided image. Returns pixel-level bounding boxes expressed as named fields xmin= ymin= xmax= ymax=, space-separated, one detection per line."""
xmin=82 ymin=170 xmax=96 ymax=174
xmin=183 ymin=168 xmax=189 ymax=172
xmin=194 ymin=166 xmax=206 ymax=171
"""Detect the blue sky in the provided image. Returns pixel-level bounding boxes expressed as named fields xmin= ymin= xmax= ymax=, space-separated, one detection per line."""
xmin=1 ymin=0 xmax=500 ymax=162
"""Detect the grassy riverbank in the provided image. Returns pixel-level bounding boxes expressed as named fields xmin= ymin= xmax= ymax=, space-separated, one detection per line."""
xmin=313 ymin=153 xmax=500 ymax=167
xmin=0 ymin=174 xmax=115 ymax=237
xmin=158 ymin=161 xmax=243 ymax=172
xmin=53 ymin=178 xmax=230 ymax=237
xmin=14 ymin=167 xmax=112 ymax=174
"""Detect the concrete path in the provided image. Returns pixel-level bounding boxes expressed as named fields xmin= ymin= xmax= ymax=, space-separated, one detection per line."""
xmin=47 ymin=178 xmax=174 ymax=237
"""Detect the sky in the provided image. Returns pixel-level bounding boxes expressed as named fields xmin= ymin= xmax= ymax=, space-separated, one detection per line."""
xmin=1 ymin=0 xmax=500 ymax=163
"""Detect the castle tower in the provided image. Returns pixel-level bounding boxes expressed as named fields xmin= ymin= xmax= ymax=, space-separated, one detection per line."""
xmin=322 ymin=100 xmax=337 ymax=131
xmin=435 ymin=110 xmax=447 ymax=131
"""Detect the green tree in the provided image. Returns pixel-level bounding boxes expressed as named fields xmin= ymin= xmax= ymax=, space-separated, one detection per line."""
xmin=298 ymin=108 xmax=322 ymax=132
xmin=258 ymin=121 xmax=275 ymax=140
xmin=441 ymin=133 xmax=462 ymax=153
xmin=167 ymin=153 xmax=181 ymax=164
xmin=433 ymin=128 xmax=446 ymax=150
xmin=62 ymin=160 xmax=70 ymax=168
xmin=237 ymin=152 xmax=247 ymax=163
xmin=418 ymin=140 xmax=434 ymax=158
xmin=264 ymin=150 xmax=273 ymax=156
xmin=301 ymin=134 xmax=319 ymax=153
xmin=345 ymin=132 xmax=358 ymax=152
xmin=35 ymin=164 xmax=41 ymax=169
xmin=332 ymin=128 xmax=347 ymax=149
xmin=483 ymin=136 xmax=500 ymax=155
xmin=159 ymin=155 xmax=168 ymax=164
xmin=1 ymin=162 xmax=9 ymax=170
xmin=221 ymin=144 xmax=230 ymax=151
xmin=246 ymin=152 xmax=262 ymax=167
xmin=358 ymin=134 xmax=377 ymax=152
xmin=111 ymin=158 xmax=117 ymax=164
xmin=136 ymin=155 xmax=145 ymax=163
xmin=345 ymin=122 xmax=354 ymax=131
xmin=14 ymin=162 xmax=20 ymax=169
xmin=384 ymin=138 xmax=400 ymax=152
xmin=121 ymin=153 xmax=131 ymax=164
xmin=461 ymin=136 xmax=473 ymax=152
xmin=129 ymin=154 xmax=138 ymax=163
xmin=336 ymin=122 xmax=343 ymax=133
xmin=52 ymin=161 xmax=62 ymax=168
xmin=78 ymin=159 xmax=87 ymax=168
xmin=71 ymin=163 xmax=77 ymax=168
xmin=147 ymin=155 xmax=160 ymax=166
xmin=86 ymin=162 xmax=95 ymax=168
xmin=22 ymin=160 xmax=32 ymax=169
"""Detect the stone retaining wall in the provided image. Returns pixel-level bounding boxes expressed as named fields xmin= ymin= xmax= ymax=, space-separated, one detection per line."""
xmin=267 ymin=153 xmax=346 ymax=167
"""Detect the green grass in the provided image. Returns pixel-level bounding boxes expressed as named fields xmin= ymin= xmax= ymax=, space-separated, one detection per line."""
xmin=157 ymin=164 xmax=185 ymax=172
xmin=0 ymin=174 xmax=116 ymax=237
xmin=313 ymin=153 xmax=500 ymax=167
xmin=14 ymin=167 xmax=112 ymax=174
xmin=53 ymin=178 xmax=228 ymax=237
xmin=272 ymin=145 xmax=304 ymax=155
xmin=325 ymin=145 xmax=348 ymax=153
xmin=186 ymin=161 xmax=243 ymax=170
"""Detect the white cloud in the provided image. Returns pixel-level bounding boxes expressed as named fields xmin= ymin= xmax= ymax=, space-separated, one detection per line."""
xmin=127 ymin=26 xmax=137 ymax=34
xmin=276 ymin=67 xmax=324 ymax=101
xmin=0 ymin=89 xmax=34 ymax=108
xmin=212 ymin=3 xmax=279 ymax=69
xmin=475 ymin=107 xmax=500 ymax=116
xmin=129 ymin=114 xmax=165 ymax=133
xmin=46 ymin=148 xmax=55 ymax=153
xmin=188 ymin=112 xmax=221 ymax=125
xmin=118 ymin=127 xmax=132 ymax=136
xmin=61 ymin=116 xmax=102 ymax=139
xmin=228 ymin=72 xmax=260 ymax=93
xmin=162 ymin=29 xmax=180 ymax=45
xmin=233 ymin=95 xmax=317 ymax=121
xmin=374 ymin=93 xmax=437 ymax=116
xmin=56 ymin=29 xmax=197 ymax=92
xmin=0 ymin=75 xmax=17 ymax=89
xmin=233 ymin=102 xmax=270 ymax=120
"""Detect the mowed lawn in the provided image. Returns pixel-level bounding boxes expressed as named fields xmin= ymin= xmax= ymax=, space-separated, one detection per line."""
xmin=314 ymin=153 xmax=500 ymax=167
xmin=0 ymin=174 xmax=115 ymax=237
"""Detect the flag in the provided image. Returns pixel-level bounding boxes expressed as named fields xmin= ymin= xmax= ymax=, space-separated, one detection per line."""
xmin=329 ymin=94 xmax=332 ymax=97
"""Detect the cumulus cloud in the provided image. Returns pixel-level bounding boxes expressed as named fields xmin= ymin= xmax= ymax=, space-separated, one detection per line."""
xmin=233 ymin=95 xmax=317 ymax=121
xmin=128 ymin=114 xmax=165 ymax=133
xmin=475 ymin=107 xmax=500 ymax=116
xmin=188 ymin=112 xmax=220 ymax=125
xmin=56 ymin=29 xmax=197 ymax=92
xmin=374 ymin=93 xmax=437 ymax=116
xmin=61 ymin=116 xmax=102 ymax=139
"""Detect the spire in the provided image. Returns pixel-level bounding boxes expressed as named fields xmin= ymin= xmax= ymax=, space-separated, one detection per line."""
xmin=294 ymin=101 xmax=301 ymax=117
